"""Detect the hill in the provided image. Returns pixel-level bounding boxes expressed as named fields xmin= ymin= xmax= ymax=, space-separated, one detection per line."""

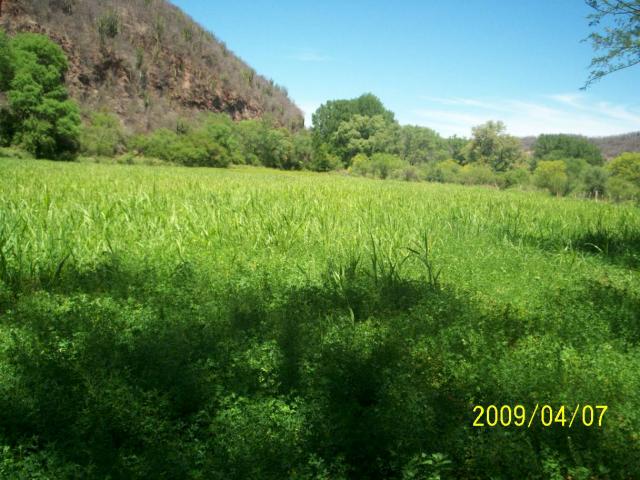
xmin=0 ymin=0 xmax=304 ymax=131
xmin=520 ymin=131 xmax=640 ymax=159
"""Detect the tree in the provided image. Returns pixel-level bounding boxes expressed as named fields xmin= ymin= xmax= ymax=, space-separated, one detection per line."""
xmin=582 ymin=165 xmax=609 ymax=197
xmin=446 ymin=135 xmax=470 ymax=164
xmin=0 ymin=29 xmax=13 ymax=91
xmin=311 ymin=93 xmax=395 ymax=152
xmin=236 ymin=118 xmax=297 ymax=169
xmin=398 ymin=125 xmax=448 ymax=165
xmin=332 ymin=114 xmax=399 ymax=165
xmin=3 ymin=32 xmax=81 ymax=159
xmin=462 ymin=121 xmax=523 ymax=172
xmin=533 ymin=134 xmax=603 ymax=166
xmin=534 ymin=160 xmax=569 ymax=196
xmin=606 ymin=151 xmax=640 ymax=185
xmin=584 ymin=0 xmax=640 ymax=87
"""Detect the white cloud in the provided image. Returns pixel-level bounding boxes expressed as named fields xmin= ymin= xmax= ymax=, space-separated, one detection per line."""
xmin=407 ymin=94 xmax=640 ymax=137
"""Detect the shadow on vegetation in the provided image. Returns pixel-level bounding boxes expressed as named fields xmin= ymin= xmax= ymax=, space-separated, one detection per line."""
xmin=507 ymin=223 xmax=640 ymax=269
xmin=1 ymin=256 xmax=640 ymax=478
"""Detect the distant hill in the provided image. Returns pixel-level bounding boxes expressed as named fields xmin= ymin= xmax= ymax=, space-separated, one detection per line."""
xmin=520 ymin=132 xmax=640 ymax=159
xmin=0 ymin=0 xmax=304 ymax=131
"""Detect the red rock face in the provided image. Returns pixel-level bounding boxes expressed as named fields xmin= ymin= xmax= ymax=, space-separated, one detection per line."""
xmin=0 ymin=0 xmax=303 ymax=132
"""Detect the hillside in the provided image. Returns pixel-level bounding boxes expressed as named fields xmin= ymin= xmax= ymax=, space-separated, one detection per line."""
xmin=520 ymin=131 xmax=640 ymax=159
xmin=0 ymin=0 xmax=304 ymax=131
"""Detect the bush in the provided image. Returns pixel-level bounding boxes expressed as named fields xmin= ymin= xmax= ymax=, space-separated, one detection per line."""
xmin=309 ymin=143 xmax=342 ymax=172
xmin=499 ymin=167 xmax=531 ymax=189
xmin=581 ymin=165 xmax=608 ymax=198
xmin=390 ymin=165 xmax=422 ymax=182
xmin=425 ymin=159 xmax=461 ymax=183
xmin=607 ymin=152 xmax=640 ymax=187
xmin=606 ymin=177 xmax=640 ymax=203
xmin=457 ymin=163 xmax=497 ymax=186
xmin=350 ymin=153 xmax=407 ymax=179
xmin=131 ymin=116 xmax=241 ymax=167
xmin=534 ymin=160 xmax=569 ymax=196
xmin=236 ymin=119 xmax=299 ymax=169
xmin=81 ymin=111 xmax=126 ymax=157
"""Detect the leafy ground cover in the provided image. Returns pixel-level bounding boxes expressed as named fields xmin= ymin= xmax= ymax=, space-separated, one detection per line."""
xmin=0 ymin=158 xmax=639 ymax=479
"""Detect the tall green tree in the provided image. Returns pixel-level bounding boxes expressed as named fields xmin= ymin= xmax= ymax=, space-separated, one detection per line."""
xmin=533 ymin=134 xmax=603 ymax=166
xmin=607 ymin=151 xmax=640 ymax=185
xmin=462 ymin=121 xmax=523 ymax=172
xmin=584 ymin=0 xmax=640 ymax=87
xmin=398 ymin=125 xmax=448 ymax=165
xmin=0 ymin=29 xmax=13 ymax=91
xmin=3 ymin=31 xmax=81 ymax=159
xmin=311 ymin=93 xmax=395 ymax=152
xmin=332 ymin=114 xmax=399 ymax=165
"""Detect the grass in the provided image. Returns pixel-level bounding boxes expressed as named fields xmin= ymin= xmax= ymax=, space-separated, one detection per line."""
xmin=1 ymin=157 xmax=639 ymax=479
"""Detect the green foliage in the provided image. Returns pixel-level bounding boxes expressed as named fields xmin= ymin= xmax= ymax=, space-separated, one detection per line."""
xmin=499 ymin=167 xmax=531 ymax=189
xmin=607 ymin=151 xmax=640 ymax=186
xmin=80 ymin=112 xmax=126 ymax=157
xmin=332 ymin=114 xmax=399 ymax=165
xmin=398 ymin=125 xmax=449 ymax=165
xmin=426 ymin=159 xmax=461 ymax=183
xmin=458 ymin=163 xmax=498 ymax=186
xmin=350 ymin=152 xmax=408 ymax=179
xmin=0 ymin=30 xmax=13 ymax=92
xmin=97 ymin=9 xmax=120 ymax=41
xmin=0 ymin=160 xmax=640 ymax=478
xmin=236 ymin=119 xmax=300 ymax=169
xmin=311 ymin=93 xmax=395 ymax=153
xmin=0 ymin=31 xmax=81 ymax=160
xmin=607 ymin=176 xmax=640 ymax=202
xmin=462 ymin=121 xmax=523 ymax=172
xmin=132 ymin=115 xmax=241 ymax=167
xmin=310 ymin=143 xmax=342 ymax=171
xmin=533 ymin=134 xmax=604 ymax=166
xmin=584 ymin=0 xmax=640 ymax=87
xmin=446 ymin=135 xmax=469 ymax=164
xmin=581 ymin=165 xmax=609 ymax=198
xmin=534 ymin=160 xmax=569 ymax=196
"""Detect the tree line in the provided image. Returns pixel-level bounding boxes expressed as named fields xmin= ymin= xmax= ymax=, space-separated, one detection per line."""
xmin=1 ymin=29 xmax=639 ymax=203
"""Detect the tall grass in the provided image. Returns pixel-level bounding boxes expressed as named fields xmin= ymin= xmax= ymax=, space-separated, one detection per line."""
xmin=1 ymin=157 xmax=640 ymax=478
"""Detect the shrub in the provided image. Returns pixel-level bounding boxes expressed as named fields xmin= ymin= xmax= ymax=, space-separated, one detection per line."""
xmin=369 ymin=153 xmax=407 ymax=179
xmin=131 ymin=117 xmax=241 ymax=168
xmin=607 ymin=152 xmax=640 ymax=187
xmin=309 ymin=143 xmax=342 ymax=172
xmin=458 ymin=163 xmax=497 ymax=186
xmin=499 ymin=167 xmax=531 ymax=189
xmin=425 ymin=159 xmax=461 ymax=183
xmin=534 ymin=160 xmax=569 ymax=196
xmin=581 ymin=165 xmax=608 ymax=198
xmin=81 ymin=111 xmax=126 ymax=157
xmin=236 ymin=119 xmax=298 ymax=169
xmin=606 ymin=177 xmax=640 ymax=203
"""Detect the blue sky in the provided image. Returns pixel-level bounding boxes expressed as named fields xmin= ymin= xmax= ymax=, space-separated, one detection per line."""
xmin=171 ymin=0 xmax=640 ymax=137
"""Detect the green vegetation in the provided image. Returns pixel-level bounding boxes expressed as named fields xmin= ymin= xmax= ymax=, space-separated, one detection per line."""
xmin=584 ymin=0 xmax=640 ymax=87
xmin=0 ymin=159 xmax=639 ymax=479
xmin=533 ymin=134 xmax=604 ymax=166
xmin=1 ymin=28 xmax=635 ymax=205
xmin=0 ymin=31 xmax=81 ymax=160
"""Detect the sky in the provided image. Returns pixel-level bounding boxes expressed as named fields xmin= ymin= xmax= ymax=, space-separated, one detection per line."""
xmin=170 ymin=0 xmax=640 ymax=137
